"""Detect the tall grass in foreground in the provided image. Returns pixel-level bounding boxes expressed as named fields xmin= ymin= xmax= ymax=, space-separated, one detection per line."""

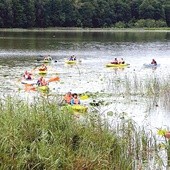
xmin=0 ymin=97 xmax=164 ymax=169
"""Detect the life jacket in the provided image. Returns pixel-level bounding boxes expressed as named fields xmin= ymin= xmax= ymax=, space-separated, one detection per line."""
xmin=39 ymin=67 xmax=46 ymax=71
xmin=24 ymin=74 xmax=31 ymax=80
xmin=64 ymin=95 xmax=72 ymax=104
xmin=72 ymin=98 xmax=80 ymax=105
xmin=41 ymin=79 xmax=48 ymax=86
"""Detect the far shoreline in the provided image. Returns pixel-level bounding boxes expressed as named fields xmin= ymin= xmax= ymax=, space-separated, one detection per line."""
xmin=0 ymin=27 xmax=170 ymax=33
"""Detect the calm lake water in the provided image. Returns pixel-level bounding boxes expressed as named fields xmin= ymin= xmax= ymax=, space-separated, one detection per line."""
xmin=0 ymin=30 xmax=170 ymax=129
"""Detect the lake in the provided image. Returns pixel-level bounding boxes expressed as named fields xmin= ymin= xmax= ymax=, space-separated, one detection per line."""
xmin=0 ymin=30 xmax=170 ymax=129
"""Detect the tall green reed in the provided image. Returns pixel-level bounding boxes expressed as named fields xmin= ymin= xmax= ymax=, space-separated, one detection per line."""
xmin=0 ymin=97 xmax=163 ymax=169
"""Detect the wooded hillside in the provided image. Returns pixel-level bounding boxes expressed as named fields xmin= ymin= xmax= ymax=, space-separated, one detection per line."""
xmin=0 ymin=0 xmax=169 ymax=28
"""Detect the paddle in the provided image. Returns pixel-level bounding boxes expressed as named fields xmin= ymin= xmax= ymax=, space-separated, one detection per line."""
xmin=24 ymin=84 xmax=36 ymax=91
xmin=48 ymin=76 xmax=60 ymax=83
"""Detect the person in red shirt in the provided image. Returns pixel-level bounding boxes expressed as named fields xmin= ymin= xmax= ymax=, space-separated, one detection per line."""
xmin=64 ymin=92 xmax=73 ymax=104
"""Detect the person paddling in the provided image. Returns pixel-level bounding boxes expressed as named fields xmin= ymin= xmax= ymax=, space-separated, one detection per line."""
xmin=111 ymin=58 xmax=118 ymax=64
xmin=69 ymin=55 xmax=76 ymax=61
xmin=64 ymin=92 xmax=73 ymax=104
xmin=23 ymin=71 xmax=32 ymax=80
xmin=70 ymin=93 xmax=80 ymax=105
xmin=151 ymin=59 xmax=157 ymax=66
xmin=39 ymin=64 xmax=47 ymax=71
xmin=44 ymin=55 xmax=52 ymax=61
xmin=118 ymin=58 xmax=125 ymax=64
xmin=37 ymin=77 xmax=48 ymax=86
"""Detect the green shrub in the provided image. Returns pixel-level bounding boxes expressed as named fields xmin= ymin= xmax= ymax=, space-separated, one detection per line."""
xmin=114 ymin=21 xmax=127 ymax=28
xmin=134 ymin=19 xmax=167 ymax=28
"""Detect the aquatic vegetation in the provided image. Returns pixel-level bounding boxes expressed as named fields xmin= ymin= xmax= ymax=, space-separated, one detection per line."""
xmin=0 ymin=97 xmax=165 ymax=169
xmin=105 ymin=73 xmax=170 ymax=110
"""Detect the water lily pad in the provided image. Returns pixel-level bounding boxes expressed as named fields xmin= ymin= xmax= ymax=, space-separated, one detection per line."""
xmin=107 ymin=111 xmax=113 ymax=116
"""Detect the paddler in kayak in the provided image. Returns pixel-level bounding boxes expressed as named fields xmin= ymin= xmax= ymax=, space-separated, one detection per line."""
xmin=118 ymin=58 xmax=125 ymax=64
xmin=23 ymin=71 xmax=32 ymax=80
xmin=70 ymin=93 xmax=80 ymax=105
xmin=64 ymin=92 xmax=73 ymax=104
xmin=44 ymin=55 xmax=52 ymax=61
xmin=37 ymin=77 xmax=48 ymax=86
xmin=69 ymin=55 xmax=76 ymax=61
xmin=151 ymin=59 xmax=157 ymax=66
xmin=39 ymin=64 xmax=47 ymax=71
xmin=111 ymin=58 xmax=118 ymax=64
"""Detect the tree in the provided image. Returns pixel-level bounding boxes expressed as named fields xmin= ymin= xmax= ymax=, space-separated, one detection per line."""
xmin=79 ymin=2 xmax=94 ymax=27
xmin=114 ymin=0 xmax=131 ymax=22
xmin=35 ymin=0 xmax=49 ymax=27
xmin=164 ymin=3 xmax=170 ymax=26
xmin=12 ymin=0 xmax=24 ymax=27
xmin=139 ymin=0 xmax=155 ymax=19
xmin=21 ymin=0 xmax=35 ymax=28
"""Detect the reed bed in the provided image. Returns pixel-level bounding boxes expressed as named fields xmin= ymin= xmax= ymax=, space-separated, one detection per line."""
xmin=105 ymin=73 xmax=170 ymax=110
xmin=0 ymin=96 xmax=165 ymax=169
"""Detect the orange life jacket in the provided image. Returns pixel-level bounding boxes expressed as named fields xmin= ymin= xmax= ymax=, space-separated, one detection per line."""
xmin=64 ymin=95 xmax=72 ymax=104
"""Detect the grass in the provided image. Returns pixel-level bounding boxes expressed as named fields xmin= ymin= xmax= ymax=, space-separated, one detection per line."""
xmin=105 ymin=73 xmax=170 ymax=110
xmin=0 ymin=96 xmax=163 ymax=169
xmin=0 ymin=28 xmax=169 ymax=33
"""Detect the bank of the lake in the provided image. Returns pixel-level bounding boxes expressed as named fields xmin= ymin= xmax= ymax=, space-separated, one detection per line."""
xmin=0 ymin=28 xmax=170 ymax=33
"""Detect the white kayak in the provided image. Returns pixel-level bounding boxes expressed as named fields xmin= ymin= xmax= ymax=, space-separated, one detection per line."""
xmin=21 ymin=79 xmax=37 ymax=85
xmin=143 ymin=64 xmax=160 ymax=68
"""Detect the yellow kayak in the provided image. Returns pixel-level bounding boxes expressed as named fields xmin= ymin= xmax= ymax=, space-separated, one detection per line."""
xmin=43 ymin=60 xmax=52 ymax=63
xmin=65 ymin=60 xmax=77 ymax=64
xmin=62 ymin=105 xmax=88 ymax=114
xmin=71 ymin=105 xmax=88 ymax=112
xmin=37 ymin=86 xmax=49 ymax=92
xmin=106 ymin=63 xmax=129 ymax=67
xmin=38 ymin=70 xmax=47 ymax=74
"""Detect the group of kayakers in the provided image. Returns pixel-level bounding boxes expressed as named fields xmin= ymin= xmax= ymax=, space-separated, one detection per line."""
xmin=111 ymin=58 xmax=125 ymax=64
xmin=23 ymin=63 xmax=49 ymax=87
xmin=64 ymin=92 xmax=80 ymax=105
xmin=23 ymin=71 xmax=48 ymax=86
xmin=110 ymin=58 xmax=157 ymax=66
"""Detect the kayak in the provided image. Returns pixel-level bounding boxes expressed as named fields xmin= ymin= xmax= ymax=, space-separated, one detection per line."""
xmin=62 ymin=105 xmax=88 ymax=114
xmin=37 ymin=86 xmax=49 ymax=92
xmin=143 ymin=64 xmax=160 ymax=68
xmin=106 ymin=63 xmax=130 ymax=67
xmin=71 ymin=105 xmax=88 ymax=112
xmin=43 ymin=59 xmax=52 ymax=63
xmin=38 ymin=70 xmax=47 ymax=74
xmin=21 ymin=79 xmax=37 ymax=85
xmin=65 ymin=60 xmax=77 ymax=64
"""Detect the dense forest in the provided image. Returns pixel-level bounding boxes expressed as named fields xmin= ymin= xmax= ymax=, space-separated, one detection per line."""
xmin=0 ymin=0 xmax=169 ymax=28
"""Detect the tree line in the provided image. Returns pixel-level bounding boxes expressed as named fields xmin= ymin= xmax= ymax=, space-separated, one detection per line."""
xmin=0 ymin=0 xmax=169 ymax=28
